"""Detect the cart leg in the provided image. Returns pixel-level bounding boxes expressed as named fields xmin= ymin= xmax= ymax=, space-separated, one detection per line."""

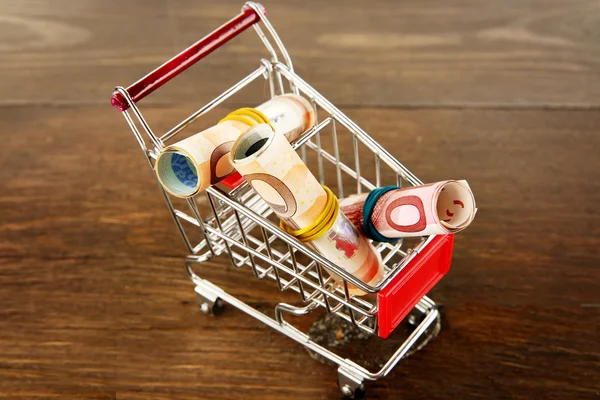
xmin=194 ymin=283 xmax=225 ymax=316
xmin=337 ymin=367 xmax=366 ymax=399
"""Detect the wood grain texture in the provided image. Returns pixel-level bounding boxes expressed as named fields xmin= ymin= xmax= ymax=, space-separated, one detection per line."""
xmin=2 ymin=104 xmax=599 ymax=399
xmin=1 ymin=0 xmax=600 ymax=107
xmin=0 ymin=0 xmax=599 ymax=399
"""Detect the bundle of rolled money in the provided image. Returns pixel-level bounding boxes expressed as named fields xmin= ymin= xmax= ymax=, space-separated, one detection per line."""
xmin=339 ymin=181 xmax=476 ymax=241
xmin=230 ymin=124 xmax=384 ymax=295
xmin=155 ymin=94 xmax=315 ymax=197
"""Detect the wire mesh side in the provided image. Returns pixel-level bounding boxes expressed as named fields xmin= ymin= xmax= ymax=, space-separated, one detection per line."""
xmin=117 ymin=58 xmax=438 ymax=335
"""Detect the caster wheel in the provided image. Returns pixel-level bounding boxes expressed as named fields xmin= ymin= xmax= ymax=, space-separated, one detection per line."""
xmin=407 ymin=312 xmax=426 ymax=327
xmin=199 ymin=298 xmax=225 ymax=316
xmin=339 ymin=382 xmax=366 ymax=399
xmin=338 ymin=367 xmax=366 ymax=399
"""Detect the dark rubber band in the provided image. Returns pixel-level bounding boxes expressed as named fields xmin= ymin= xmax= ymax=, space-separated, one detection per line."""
xmin=362 ymin=186 xmax=399 ymax=243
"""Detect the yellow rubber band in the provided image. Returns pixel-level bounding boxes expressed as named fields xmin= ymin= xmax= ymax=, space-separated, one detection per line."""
xmin=280 ymin=186 xmax=338 ymax=242
xmin=219 ymin=113 xmax=258 ymax=127
xmin=233 ymin=107 xmax=274 ymax=131
xmin=219 ymin=107 xmax=275 ymax=131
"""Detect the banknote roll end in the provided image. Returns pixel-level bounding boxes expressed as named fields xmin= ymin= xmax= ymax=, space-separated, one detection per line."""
xmin=437 ymin=181 xmax=476 ymax=231
xmin=155 ymin=150 xmax=201 ymax=198
xmin=230 ymin=123 xmax=275 ymax=164
xmin=286 ymin=93 xmax=317 ymax=132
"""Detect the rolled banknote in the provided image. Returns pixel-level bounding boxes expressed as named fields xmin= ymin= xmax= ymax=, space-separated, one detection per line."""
xmin=155 ymin=94 xmax=315 ymax=198
xmin=339 ymin=181 xmax=476 ymax=240
xmin=230 ymin=124 xmax=384 ymax=294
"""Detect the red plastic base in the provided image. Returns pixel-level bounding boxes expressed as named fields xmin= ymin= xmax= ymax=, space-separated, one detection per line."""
xmin=377 ymin=234 xmax=454 ymax=339
xmin=221 ymin=172 xmax=245 ymax=189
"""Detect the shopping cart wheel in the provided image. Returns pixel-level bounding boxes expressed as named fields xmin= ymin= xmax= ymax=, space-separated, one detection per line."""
xmin=196 ymin=289 xmax=225 ymax=316
xmin=199 ymin=297 xmax=224 ymax=316
xmin=338 ymin=368 xmax=366 ymax=399
xmin=407 ymin=310 xmax=426 ymax=327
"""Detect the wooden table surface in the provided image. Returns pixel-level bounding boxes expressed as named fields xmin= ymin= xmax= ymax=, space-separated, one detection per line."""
xmin=1 ymin=1 xmax=599 ymax=399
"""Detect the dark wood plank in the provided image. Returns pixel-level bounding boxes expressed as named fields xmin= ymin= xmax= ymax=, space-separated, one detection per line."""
xmin=1 ymin=0 xmax=600 ymax=107
xmin=2 ymin=0 xmax=600 ymax=398
xmin=1 ymin=104 xmax=599 ymax=399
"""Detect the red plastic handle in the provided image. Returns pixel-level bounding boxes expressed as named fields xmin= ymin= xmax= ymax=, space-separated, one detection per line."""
xmin=377 ymin=234 xmax=454 ymax=339
xmin=111 ymin=4 xmax=266 ymax=112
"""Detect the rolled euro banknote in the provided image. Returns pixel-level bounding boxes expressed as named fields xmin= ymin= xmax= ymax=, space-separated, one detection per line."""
xmin=155 ymin=94 xmax=315 ymax=198
xmin=339 ymin=181 xmax=476 ymax=240
xmin=230 ymin=124 xmax=384 ymax=294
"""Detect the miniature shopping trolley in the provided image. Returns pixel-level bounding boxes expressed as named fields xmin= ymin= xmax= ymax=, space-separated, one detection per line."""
xmin=111 ymin=3 xmax=455 ymax=398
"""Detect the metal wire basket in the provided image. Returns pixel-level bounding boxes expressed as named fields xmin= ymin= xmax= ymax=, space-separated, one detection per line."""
xmin=111 ymin=3 xmax=455 ymax=397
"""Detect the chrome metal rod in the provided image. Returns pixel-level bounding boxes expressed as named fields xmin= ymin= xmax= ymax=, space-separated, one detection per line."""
xmin=161 ymin=65 xmax=267 ymax=142
xmin=114 ymin=86 xmax=163 ymax=150
xmin=274 ymin=63 xmax=423 ymax=186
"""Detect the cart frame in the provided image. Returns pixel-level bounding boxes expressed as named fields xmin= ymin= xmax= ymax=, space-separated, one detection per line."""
xmin=111 ymin=3 xmax=450 ymax=397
